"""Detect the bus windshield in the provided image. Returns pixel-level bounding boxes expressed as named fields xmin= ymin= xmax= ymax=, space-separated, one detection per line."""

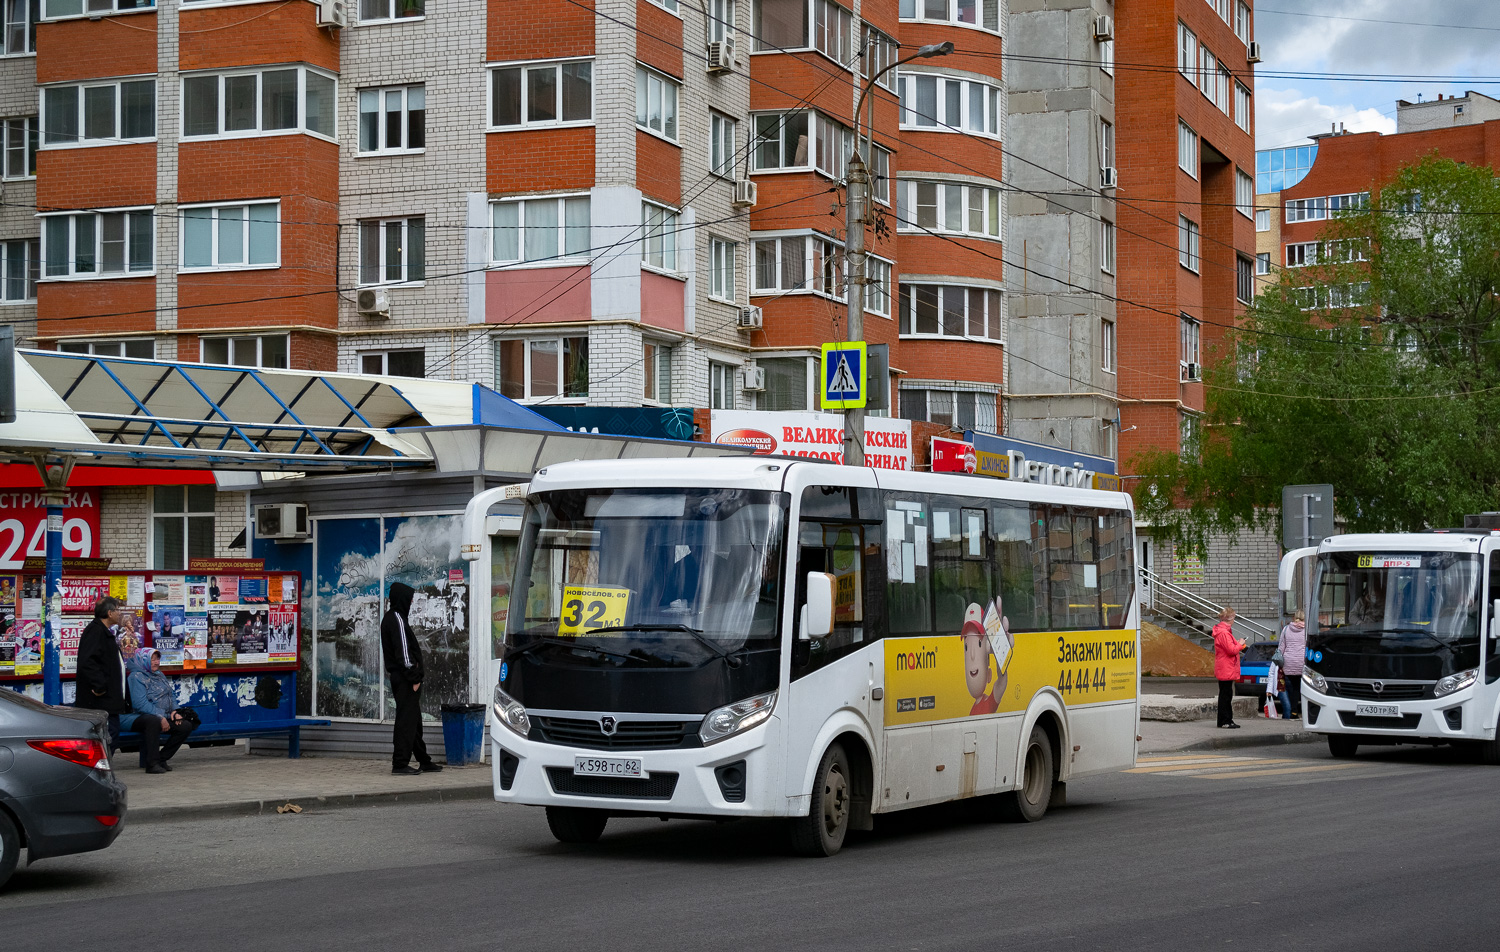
xmin=1311 ymin=551 xmax=1482 ymax=646
xmin=506 ymin=488 xmax=787 ymax=667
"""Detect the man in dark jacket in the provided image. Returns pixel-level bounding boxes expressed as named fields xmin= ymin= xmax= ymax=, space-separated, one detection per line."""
xmin=75 ymin=596 xmax=129 ymax=750
xmin=380 ymin=583 xmax=441 ymax=775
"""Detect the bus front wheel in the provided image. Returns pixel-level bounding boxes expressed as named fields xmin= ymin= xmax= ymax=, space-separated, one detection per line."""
xmin=546 ymin=806 xmax=609 ymax=844
xmin=1327 ymin=734 xmax=1359 ymax=759
xmin=790 ymin=742 xmax=851 ymax=857
xmin=998 ymin=725 xmax=1055 ymax=823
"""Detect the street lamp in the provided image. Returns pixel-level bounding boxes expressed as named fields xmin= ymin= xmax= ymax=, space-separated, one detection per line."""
xmin=842 ymin=41 xmax=952 ymax=467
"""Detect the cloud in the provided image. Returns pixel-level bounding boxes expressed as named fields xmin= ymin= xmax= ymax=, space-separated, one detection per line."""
xmin=1256 ymin=87 xmax=1396 ymax=150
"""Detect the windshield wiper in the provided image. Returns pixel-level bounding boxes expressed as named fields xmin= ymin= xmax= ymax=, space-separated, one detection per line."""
xmin=504 ymin=634 xmax=640 ymax=664
xmin=588 ymin=624 xmax=744 ymax=668
xmin=1381 ymin=628 xmax=1461 ymax=652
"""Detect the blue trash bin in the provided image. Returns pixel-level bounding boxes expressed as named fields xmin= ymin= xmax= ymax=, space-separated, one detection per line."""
xmin=440 ymin=703 xmax=486 ymax=766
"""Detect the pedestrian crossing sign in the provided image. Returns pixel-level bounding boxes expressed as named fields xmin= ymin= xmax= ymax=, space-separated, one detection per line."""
xmin=820 ymin=341 xmax=867 ymax=409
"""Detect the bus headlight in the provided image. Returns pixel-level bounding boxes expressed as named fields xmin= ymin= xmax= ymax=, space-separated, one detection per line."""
xmin=1303 ymin=668 xmax=1328 ymax=694
xmin=700 ymin=690 xmax=778 ymax=745
xmin=493 ymin=684 xmax=531 ymax=738
xmin=1434 ymin=668 xmax=1478 ymax=698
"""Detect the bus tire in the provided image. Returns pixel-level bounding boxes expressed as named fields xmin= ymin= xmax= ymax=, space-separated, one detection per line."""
xmin=998 ymin=725 xmax=1054 ymax=823
xmin=790 ymin=742 xmax=851 ymax=857
xmin=1327 ymin=734 xmax=1359 ymax=759
xmin=546 ymin=806 xmax=608 ymax=844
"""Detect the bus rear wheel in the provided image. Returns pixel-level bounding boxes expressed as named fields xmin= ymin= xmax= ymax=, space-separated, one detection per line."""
xmin=790 ymin=742 xmax=850 ymax=857
xmin=546 ymin=806 xmax=608 ymax=844
xmin=1327 ymin=734 xmax=1359 ymax=759
xmin=998 ymin=725 xmax=1054 ymax=823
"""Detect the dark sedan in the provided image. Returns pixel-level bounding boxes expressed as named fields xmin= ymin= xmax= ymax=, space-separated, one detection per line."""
xmin=0 ymin=687 xmax=128 ymax=890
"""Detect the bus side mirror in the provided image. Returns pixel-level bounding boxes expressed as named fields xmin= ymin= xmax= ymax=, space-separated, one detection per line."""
xmin=802 ymin=572 xmax=835 ymax=641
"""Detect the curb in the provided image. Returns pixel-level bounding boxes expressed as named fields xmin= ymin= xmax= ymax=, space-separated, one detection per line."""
xmin=125 ymin=782 xmax=495 ymax=825
xmin=1143 ymin=729 xmax=1320 ymax=755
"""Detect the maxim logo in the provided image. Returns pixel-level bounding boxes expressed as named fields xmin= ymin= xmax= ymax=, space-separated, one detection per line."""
xmin=896 ymin=645 xmax=937 ymax=671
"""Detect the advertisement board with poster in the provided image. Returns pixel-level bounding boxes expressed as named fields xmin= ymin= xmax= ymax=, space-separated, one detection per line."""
xmin=0 ymin=489 xmax=102 ymax=571
xmin=710 ymin=410 xmax=912 ymax=470
xmin=0 ymin=569 xmax=302 ymax=682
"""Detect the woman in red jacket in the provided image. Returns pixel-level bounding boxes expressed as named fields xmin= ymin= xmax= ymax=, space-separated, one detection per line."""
xmin=1214 ymin=607 xmax=1249 ymax=729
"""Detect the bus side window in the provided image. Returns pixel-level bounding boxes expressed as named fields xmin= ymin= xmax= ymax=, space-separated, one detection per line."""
xmin=1489 ymin=555 xmax=1500 ymax=684
xmin=932 ymin=502 xmax=990 ymax=633
xmin=885 ymin=492 xmax=932 ymax=634
xmin=1098 ymin=511 xmax=1134 ymax=628
xmin=793 ymin=486 xmax=883 ymax=680
xmin=990 ymin=501 xmax=1044 ymax=631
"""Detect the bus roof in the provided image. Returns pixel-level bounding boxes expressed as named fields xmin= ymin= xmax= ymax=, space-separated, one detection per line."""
xmin=1320 ymin=532 xmax=1494 ymax=554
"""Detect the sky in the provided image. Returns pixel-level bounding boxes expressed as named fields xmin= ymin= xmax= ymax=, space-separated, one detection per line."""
xmin=1253 ymin=0 xmax=1500 ymax=151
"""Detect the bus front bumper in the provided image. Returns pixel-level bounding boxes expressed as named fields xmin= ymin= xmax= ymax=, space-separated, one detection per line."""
xmin=1302 ymin=682 xmax=1480 ymax=740
xmin=488 ymin=712 xmax=787 ymax=818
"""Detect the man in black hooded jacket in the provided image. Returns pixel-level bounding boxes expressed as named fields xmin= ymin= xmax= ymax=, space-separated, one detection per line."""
xmin=381 ymin=582 xmax=441 ymax=775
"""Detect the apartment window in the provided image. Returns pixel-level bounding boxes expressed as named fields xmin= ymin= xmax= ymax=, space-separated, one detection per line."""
xmin=1178 ymin=215 xmax=1200 ymax=272
xmin=897 ymin=0 xmax=1000 ymax=32
xmin=1285 ymin=242 xmax=1317 ymax=267
xmin=182 ymin=68 xmax=335 ymax=139
xmin=897 ymin=73 xmax=1001 ymax=137
xmin=490 ymin=59 xmax=593 ymax=128
xmin=1236 ymin=255 xmax=1254 ymax=303
xmin=1099 ymin=36 xmax=1113 ymax=75
xmin=360 ymin=350 xmax=426 ymax=377
xmin=1198 ymin=47 xmax=1218 ymax=102
xmin=751 ymin=111 xmax=809 ymax=170
xmin=3 ymin=117 xmax=36 ymax=179
xmin=709 ymin=237 xmax=737 ymax=302
xmin=896 ymin=180 xmax=1000 ymax=239
xmin=1180 ymin=413 xmax=1200 ymax=461
xmin=1180 ymin=316 xmax=1201 ymax=372
xmin=491 ymin=196 xmax=590 ymax=265
xmin=1234 ymin=81 xmax=1251 ymax=131
xmin=710 ymin=111 xmax=737 ymax=177
xmin=707 ymin=0 xmax=734 ymax=43
xmin=42 ymin=209 xmax=153 ymax=278
xmin=1256 ymin=252 xmax=1270 ymax=275
xmin=1101 ymin=319 xmax=1116 ymax=373
xmin=899 ymin=284 xmax=1003 ymax=340
xmin=358 ymin=217 xmax=425 ymax=285
xmin=862 ymin=24 xmax=898 ymax=90
xmin=1177 ymin=120 xmax=1197 ymax=177
xmin=813 ymin=112 xmax=851 ymax=178
xmin=1235 ymin=169 xmax=1254 ymax=219
xmin=636 ymin=65 xmax=679 ymax=141
xmin=1328 ymin=192 xmax=1369 ymax=215
xmin=1177 ymin=22 xmax=1198 ymax=77
xmin=151 ymin=485 xmax=214 ymax=572
xmin=1235 ymin=0 xmax=1250 ymax=42
xmin=202 ymin=334 xmax=288 ymax=369
xmin=60 ymin=338 xmax=153 ymax=358
xmin=643 ymin=341 xmax=673 ymax=402
xmin=1100 ymin=219 xmax=1116 ymax=274
xmin=760 ymin=356 xmax=810 ymax=411
xmin=42 ymin=79 xmax=154 ymax=145
xmin=642 ymin=203 xmax=679 ymax=271
xmin=0 ymin=238 xmax=37 ymax=301
xmin=359 ymin=0 xmax=422 ymax=22
xmin=811 ymin=0 xmax=854 ymax=65
xmin=1255 ymin=208 xmax=1270 ymax=232
xmin=865 ymin=257 xmax=891 ymax=317
xmin=3 ymin=0 xmax=35 ymax=55
xmin=1285 ymin=197 xmax=1326 ymax=223
xmin=900 ymin=388 xmax=999 ymax=433
xmin=44 ymin=0 xmax=150 ymax=17
xmin=1215 ymin=65 xmax=1231 ymax=114
xmin=709 ymin=362 xmax=735 ymax=410
xmin=358 ymin=85 xmax=424 ymax=153
xmin=752 ymin=233 xmax=843 ymax=298
xmin=495 ymin=337 xmax=589 ymax=401
xmin=1099 ymin=118 xmax=1114 ymax=174
xmin=182 ymin=201 xmax=278 ymax=270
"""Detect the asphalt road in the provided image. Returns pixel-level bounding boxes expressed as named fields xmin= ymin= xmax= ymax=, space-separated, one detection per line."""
xmin=6 ymin=741 xmax=1496 ymax=951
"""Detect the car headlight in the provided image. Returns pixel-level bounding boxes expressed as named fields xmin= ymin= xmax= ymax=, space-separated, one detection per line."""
xmin=1434 ymin=668 xmax=1478 ymax=698
xmin=699 ymin=690 xmax=777 ymax=745
xmin=1303 ymin=668 xmax=1328 ymax=693
xmin=492 ymin=683 xmax=531 ymax=738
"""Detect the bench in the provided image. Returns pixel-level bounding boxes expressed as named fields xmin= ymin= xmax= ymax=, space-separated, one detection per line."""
xmin=117 ymin=716 xmax=331 ymax=767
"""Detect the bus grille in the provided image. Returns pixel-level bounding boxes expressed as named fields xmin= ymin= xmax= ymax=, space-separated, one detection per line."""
xmin=1329 ymin=681 xmax=1429 ymax=701
xmin=532 ymin=716 xmax=701 ymax=751
xmin=1337 ymin=711 xmax=1422 ymax=730
xmin=546 ymin=768 xmax=680 ymax=800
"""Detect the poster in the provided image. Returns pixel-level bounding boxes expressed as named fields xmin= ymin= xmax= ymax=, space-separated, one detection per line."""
xmin=209 ymin=575 xmax=238 ymax=606
xmin=186 ymin=577 xmax=208 ymax=613
xmin=209 ymin=610 xmax=238 ymax=666
xmin=315 ymin=518 xmax=383 ymax=719
xmin=59 ymin=618 xmax=87 ymax=675
xmin=1172 ymin=551 xmax=1206 ymax=585
xmin=153 ymin=607 xmax=186 ymax=667
xmin=383 ymin=514 xmax=468 ymax=717
xmin=0 ymin=574 xmax=16 ymax=612
xmin=710 ymin=410 xmax=913 ymax=470
xmin=21 ymin=575 xmax=43 ymax=621
xmin=183 ymin=615 xmax=208 ymax=670
xmin=156 ymin=575 xmax=186 ymax=605
xmin=240 ymin=576 xmax=269 ymax=604
xmin=236 ymin=610 xmax=269 ymax=665
xmin=0 ymin=488 xmax=102 ymax=570
xmin=108 ymin=575 xmax=128 ymax=601
xmin=12 ymin=619 xmax=41 ymax=676
xmin=0 ymin=623 xmax=14 ymax=672
xmin=281 ymin=575 xmax=299 ymax=604
xmin=126 ymin=575 xmax=145 ymax=607
xmin=268 ymin=608 xmax=297 ymax=664
xmin=114 ymin=609 xmax=146 ymax=656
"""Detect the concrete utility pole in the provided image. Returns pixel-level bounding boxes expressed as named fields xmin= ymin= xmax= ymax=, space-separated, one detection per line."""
xmin=845 ymin=40 xmax=952 ymax=466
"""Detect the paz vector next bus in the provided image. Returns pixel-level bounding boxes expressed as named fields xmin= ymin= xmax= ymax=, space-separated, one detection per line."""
xmin=463 ymin=457 xmax=1140 ymax=856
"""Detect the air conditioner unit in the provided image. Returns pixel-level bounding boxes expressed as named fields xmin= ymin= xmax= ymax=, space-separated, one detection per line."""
xmin=1182 ymin=362 xmax=1202 ymax=382
xmin=1100 ymin=166 xmax=1118 ymax=189
xmin=739 ymin=366 xmax=766 ymax=391
xmin=731 ymin=178 xmax=758 ymax=208
xmin=255 ymin=503 xmax=310 ymax=541
xmin=1247 ymin=41 xmax=1262 ymax=64
xmin=316 ymin=0 xmax=347 ymax=28
xmin=706 ymin=37 xmax=736 ymax=74
xmin=356 ymin=287 xmax=390 ymax=317
xmin=1093 ymin=15 xmax=1114 ymax=40
xmin=737 ymin=305 xmax=763 ymax=329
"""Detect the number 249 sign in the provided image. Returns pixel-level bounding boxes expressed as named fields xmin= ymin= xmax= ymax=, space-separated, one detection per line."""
xmin=558 ymin=585 xmax=631 ymax=636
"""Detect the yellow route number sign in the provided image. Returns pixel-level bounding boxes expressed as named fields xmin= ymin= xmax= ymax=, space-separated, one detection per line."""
xmin=559 ymin=585 xmax=631 ymax=636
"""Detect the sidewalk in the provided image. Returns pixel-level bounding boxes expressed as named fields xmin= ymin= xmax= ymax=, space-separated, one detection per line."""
xmin=1140 ymin=714 xmax=1318 ymax=753
xmin=119 ymin=745 xmax=494 ymax=824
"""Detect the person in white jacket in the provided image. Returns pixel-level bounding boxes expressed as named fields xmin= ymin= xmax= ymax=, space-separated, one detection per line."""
xmin=1278 ymin=610 xmax=1308 ymax=719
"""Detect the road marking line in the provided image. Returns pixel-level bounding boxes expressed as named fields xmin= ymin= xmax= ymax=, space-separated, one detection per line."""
xmin=1196 ymin=763 xmax=1362 ymax=779
xmin=1136 ymin=754 xmax=1233 ymax=764
xmin=1125 ymin=758 xmax=1283 ymax=773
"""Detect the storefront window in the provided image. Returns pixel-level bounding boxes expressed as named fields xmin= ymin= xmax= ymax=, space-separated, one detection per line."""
xmin=152 ymin=485 xmax=215 ymax=570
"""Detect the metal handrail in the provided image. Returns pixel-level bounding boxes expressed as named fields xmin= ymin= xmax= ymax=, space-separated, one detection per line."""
xmin=1140 ymin=567 xmax=1276 ymax=641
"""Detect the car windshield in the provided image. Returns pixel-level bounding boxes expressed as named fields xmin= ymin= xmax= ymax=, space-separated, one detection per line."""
xmin=506 ymin=488 xmax=787 ymax=667
xmin=1310 ymin=551 xmax=1482 ymax=645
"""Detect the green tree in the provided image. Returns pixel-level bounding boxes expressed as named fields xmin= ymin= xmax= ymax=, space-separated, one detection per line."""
xmin=1133 ymin=156 xmax=1500 ymax=551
